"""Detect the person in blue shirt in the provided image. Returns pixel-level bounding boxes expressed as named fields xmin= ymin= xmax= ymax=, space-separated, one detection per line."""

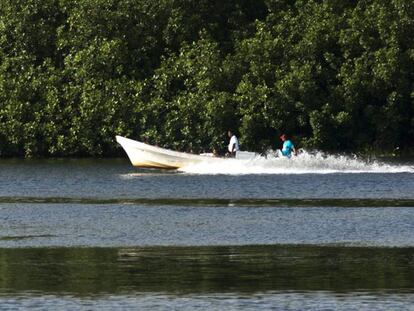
xmin=279 ymin=134 xmax=297 ymax=158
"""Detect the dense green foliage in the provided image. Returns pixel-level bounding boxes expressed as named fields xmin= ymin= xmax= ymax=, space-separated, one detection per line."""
xmin=0 ymin=0 xmax=413 ymax=156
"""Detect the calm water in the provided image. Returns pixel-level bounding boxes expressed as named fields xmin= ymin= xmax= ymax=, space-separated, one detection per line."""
xmin=0 ymin=158 xmax=414 ymax=310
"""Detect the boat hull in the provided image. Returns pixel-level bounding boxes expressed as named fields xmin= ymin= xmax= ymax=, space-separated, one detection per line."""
xmin=116 ymin=136 xmax=220 ymax=169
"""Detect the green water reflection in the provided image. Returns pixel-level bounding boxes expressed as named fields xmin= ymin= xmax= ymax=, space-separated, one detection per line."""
xmin=0 ymin=246 xmax=413 ymax=295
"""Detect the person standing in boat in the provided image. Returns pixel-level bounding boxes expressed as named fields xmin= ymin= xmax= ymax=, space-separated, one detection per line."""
xmin=279 ymin=134 xmax=297 ymax=158
xmin=227 ymin=130 xmax=240 ymax=157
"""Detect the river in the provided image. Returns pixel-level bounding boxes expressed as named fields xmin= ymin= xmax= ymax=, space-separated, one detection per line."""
xmin=0 ymin=155 xmax=413 ymax=310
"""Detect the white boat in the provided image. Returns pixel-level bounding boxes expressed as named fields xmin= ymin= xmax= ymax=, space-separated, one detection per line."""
xmin=116 ymin=135 xmax=256 ymax=169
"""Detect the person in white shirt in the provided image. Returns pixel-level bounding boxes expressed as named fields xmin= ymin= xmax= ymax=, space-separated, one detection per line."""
xmin=227 ymin=130 xmax=239 ymax=157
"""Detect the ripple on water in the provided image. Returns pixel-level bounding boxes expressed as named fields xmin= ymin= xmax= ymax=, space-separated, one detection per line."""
xmin=0 ymin=291 xmax=413 ymax=311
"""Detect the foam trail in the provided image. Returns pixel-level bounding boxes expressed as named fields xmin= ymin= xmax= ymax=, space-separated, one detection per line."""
xmin=179 ymin=151 xmax=414 ymax=175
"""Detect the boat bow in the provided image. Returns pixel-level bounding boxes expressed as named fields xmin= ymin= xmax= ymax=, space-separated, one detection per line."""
xmin=116 ymin=136 xmax=211 ymax=169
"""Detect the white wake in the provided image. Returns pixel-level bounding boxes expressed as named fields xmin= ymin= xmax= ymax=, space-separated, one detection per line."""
xmin=179 ymin=151 xmax=414 ymax=175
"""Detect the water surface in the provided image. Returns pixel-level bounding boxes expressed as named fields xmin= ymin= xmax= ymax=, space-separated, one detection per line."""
xmin=0 ymin=204 xmax=414 ymax=248
xmin=0 ymin=158 xmax=413 ymax=200
xmin=0 ymin=246 xmax=413 ymax=310
xmin=0 ymin=158 xmax=413 ymax=310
